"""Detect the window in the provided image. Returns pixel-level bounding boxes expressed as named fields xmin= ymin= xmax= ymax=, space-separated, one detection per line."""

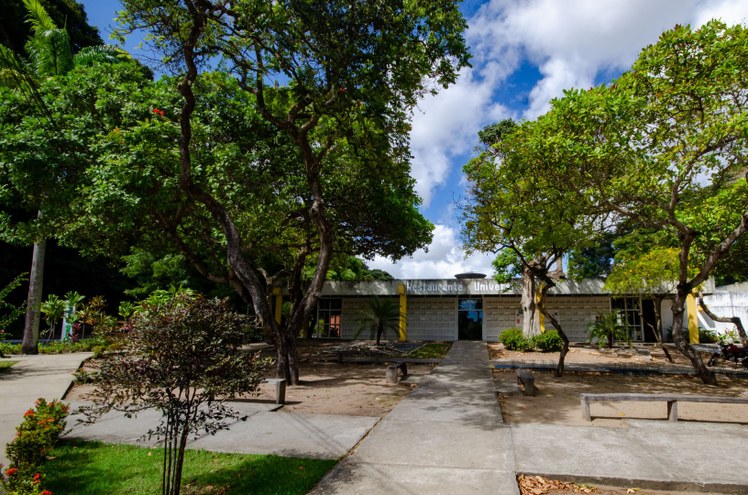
xmin=612 ymin=297 xmax=643 ymax=341
xmin=315 ymin=298 xmax=342 ymax=338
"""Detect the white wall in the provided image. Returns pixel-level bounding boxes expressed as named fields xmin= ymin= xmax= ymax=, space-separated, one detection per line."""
xmin=700 ymin=292 xmax=748 ymax=338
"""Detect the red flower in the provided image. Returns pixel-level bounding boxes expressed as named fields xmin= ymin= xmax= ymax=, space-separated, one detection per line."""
xmin=23 ymin=409 xmax=34 ymax=418
xmin=5 ymin=467 xmax=17 ymax=476
xmin=152 ymin=108 xmax=165 ymax=117
xmin=41 ymin=490 xmax=53 ymax=495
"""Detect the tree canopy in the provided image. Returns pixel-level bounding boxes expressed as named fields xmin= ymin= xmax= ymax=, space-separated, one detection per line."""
xmin=64 ymin=0 xmax=470 ymax=383
xmin=476 ymin=21 xmax=747 ymax=384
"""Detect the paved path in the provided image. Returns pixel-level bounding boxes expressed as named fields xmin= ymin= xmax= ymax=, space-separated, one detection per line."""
xmin=3 ymin=346 xmax=748 ymax=494
xmin=65 ymin=401 xmax=378 ymax=460
xmin=0 ymin=352 xmax=91 ymax=466
xmin=309 ymin=341 xmax=520 ymax=494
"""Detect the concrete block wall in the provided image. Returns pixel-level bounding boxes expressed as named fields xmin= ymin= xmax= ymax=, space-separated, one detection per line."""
xmin=406 ymin=297 xmax=457 ymax=341
xmin=484 ymin=297 xmax=521 ymax=342
xmin=544 ymin=296 xmax=611 ymax=342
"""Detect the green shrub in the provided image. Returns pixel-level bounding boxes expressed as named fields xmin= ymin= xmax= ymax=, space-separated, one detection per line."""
xmin=499 ymin=328 xmax=533 ymax=352
xmin=0 ymin=342 xmax=21 ymax=356
xmin=531 ymin=330 xmax=564 ymax=352
xmin=681 ymin=328 xmax=720 ymax=344
xmin=587 ymin=311 xmax=629 ymax=348
xmin=2 ymin=398 xmax=69 ymax=495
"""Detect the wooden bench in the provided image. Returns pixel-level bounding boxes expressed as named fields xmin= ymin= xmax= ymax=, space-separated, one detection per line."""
xmin=386 ymin=362 xmax=409 ymax=384
xmin=516 ymin=369 xmax=537 ymax=396
xmin=264 ymin=378 xmax=286 ymax=404
xmin=580 ymin=393 xmax=748 ymax=422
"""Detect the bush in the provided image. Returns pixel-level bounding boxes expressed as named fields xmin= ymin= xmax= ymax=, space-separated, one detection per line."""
xmin=587 ymin=311 xmax=629 ymax=348
xmin=0 ymin=342 xmax=21 ymax=357
xmin=2 ymin=398 xmax=69 ymax=495
xmin=532 ymin=330 xmax=564 ymax=352
xmin=499 ymin=328 xmax=533 ymax=352
xmin=681 ymin=328 xmax=719 ymax=344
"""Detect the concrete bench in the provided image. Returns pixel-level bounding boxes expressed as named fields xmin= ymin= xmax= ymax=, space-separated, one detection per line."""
xmin=386 ymin=362 xmax=409 ymax=384
xmin=264 ymin=378 xmax=286 ymax=404
xmin=580 ymin=393 xmax=748 ymax=422
xmin=516 ymin=369 xmax=537 ymax=396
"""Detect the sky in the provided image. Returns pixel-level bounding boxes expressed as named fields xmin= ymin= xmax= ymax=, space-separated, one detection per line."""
xmin=80 ymin=0 xmax=748 ymax=280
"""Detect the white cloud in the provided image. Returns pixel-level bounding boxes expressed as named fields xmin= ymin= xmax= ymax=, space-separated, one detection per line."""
xmin=410 ymin=67 xmax=511 ymax=206
xmin=368 ymin=224 xmax=496 ymax=279
xmin=398 ymin=0 xmax=747 ymax=279
xmin=694 ymin=0 xmax=748 ymax=26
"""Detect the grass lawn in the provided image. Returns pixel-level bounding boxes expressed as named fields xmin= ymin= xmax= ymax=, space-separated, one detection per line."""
xmin=407 ymin=342 xmax=451 ymax=359
xmin=44 ymin=440 xmax=337 ymax=495
xmin=0 ymin=360 xmax=17 ymax=372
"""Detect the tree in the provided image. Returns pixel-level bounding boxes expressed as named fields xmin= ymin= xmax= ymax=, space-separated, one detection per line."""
xmin=81 ymin=294 xmax=270 ymax=495
xmin=356 ymin=296 xmax=400 ymax=346
xmin=0 ymin=0 xmax=128 ymax=354
xmin=463 ymin=117 xmax=604 ymax=375
xmin=0 ymin=273 xmax=27 ymax=344
xmin=108 ymin=0 xmax=468 ymax=384
xmin=542 ymin=21 xmax=747 ymax=384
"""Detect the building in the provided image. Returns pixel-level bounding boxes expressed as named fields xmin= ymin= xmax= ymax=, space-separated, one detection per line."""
xmin=302 ymin=274 xmax=709 ymax=343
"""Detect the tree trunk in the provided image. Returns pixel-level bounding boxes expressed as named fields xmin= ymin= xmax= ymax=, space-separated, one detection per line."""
xmin=539 ymin=306 xmax=570 ymax=376
xmin=652 ymin=296 xmax=673 ymax=362
xmin=672 ymin=289 xmax=717 ymax=385
xmin=521 ymin=268 xmax=540 ymax=337
xmin=698 ymin=292 xmax=747 ymax=345
xmin=22 ymin=237 xmax=46 ymax=354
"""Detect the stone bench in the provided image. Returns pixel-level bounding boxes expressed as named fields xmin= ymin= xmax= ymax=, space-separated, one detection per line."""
xmin=580 ymin=393 xmax=748 ymax=422
xmin=264 ymin=378 xmax=286 ymax=404
xmin=516 ymin=369 xmax=536 ymax=396
xmin=386 ymin=362 xmax=409 ymax=384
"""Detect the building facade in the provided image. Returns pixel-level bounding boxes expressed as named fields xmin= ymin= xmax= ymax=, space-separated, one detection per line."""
xmin=306 ymin=277 xmax=681 ymax=343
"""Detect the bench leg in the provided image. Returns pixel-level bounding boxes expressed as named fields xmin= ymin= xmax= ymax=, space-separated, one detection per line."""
xmin=386 ymin=366 xmax=398 ymax=384
xmin=581 ymin=398 xmax=592 ymax=421
xmin=400 ymin=363 xmax=408 ymax=378
xmin=667 ymin=400 xmax=678 ymax=421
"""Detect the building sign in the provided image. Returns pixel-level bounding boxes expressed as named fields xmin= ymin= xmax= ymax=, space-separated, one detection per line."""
xmin=404 ymin=280 xmax=511 ymax=296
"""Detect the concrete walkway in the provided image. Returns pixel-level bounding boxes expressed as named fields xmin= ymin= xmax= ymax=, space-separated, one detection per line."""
xmin=0 ymin=352 xmax=92 ymax=466
xmin=3 ymin=345 xmax=748 ymax=494
xmin=309 ymin=341 xmax=519 ymax=494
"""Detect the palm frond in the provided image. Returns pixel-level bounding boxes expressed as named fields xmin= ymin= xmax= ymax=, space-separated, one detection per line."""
xmin=0 ymin=44 xmax=36 ymax=90
xmin=23 ymin=0 xmax=58 ymax=34
xmin=74 ymin=45 xmax=131 ymax=67
xmin=26 ymin=27 xmax=73 ymax=76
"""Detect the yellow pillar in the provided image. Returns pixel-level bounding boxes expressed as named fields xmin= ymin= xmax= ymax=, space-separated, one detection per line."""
xmin=686 ymin=291 xmax=699 ymax=344
xmin=398 ymin=283 xmax=407 ymax=341
xmin=273 ymin=287 xmax=282 ymax=324
xmin=537 ymin=292 xmax=545 ymax=333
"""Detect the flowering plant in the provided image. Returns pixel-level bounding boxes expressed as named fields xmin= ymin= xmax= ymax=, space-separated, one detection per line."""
xmin=2 ymin=398 xmax=68 ymax=495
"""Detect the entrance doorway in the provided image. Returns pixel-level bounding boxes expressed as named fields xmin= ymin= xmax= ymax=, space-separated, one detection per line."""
xmin=458 ymin=297 xmax=483 ymax=340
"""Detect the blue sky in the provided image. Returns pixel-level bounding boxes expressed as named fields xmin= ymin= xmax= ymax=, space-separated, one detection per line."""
xmin=80 ymin=0 xmax=747 ymax=280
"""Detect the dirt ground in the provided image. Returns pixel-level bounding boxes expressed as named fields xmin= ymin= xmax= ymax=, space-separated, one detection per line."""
xmin=65 ymin=341 xmax=437 ymax=418
xmin=492 ymin=343 xmax=748 ymax=495
xmin=66 ymin=341 xmax=748 ymax=495
xmin=490 ymin=343 xmax=748 ymax=426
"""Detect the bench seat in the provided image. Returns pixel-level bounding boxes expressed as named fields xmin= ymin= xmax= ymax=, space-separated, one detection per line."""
xmin=580 ymin=392 xmax=748 ymax=421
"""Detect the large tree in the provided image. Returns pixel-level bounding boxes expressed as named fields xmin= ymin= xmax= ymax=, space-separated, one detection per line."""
xmin=543 ymin=21 xmax=747 ymax=384
xmin=107 ymin=0 xmax=468 ymax=384
xmin=463 ymin=118 xmax=604 ymax=375
xmin=0 ymin=0 xmax=127 ymax=353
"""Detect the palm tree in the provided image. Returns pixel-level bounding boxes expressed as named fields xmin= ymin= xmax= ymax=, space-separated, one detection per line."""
xmin=0 ymin=0 xmax=125 ymax=354
xmin=356 ymin=297 xmax=401 ymax=346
